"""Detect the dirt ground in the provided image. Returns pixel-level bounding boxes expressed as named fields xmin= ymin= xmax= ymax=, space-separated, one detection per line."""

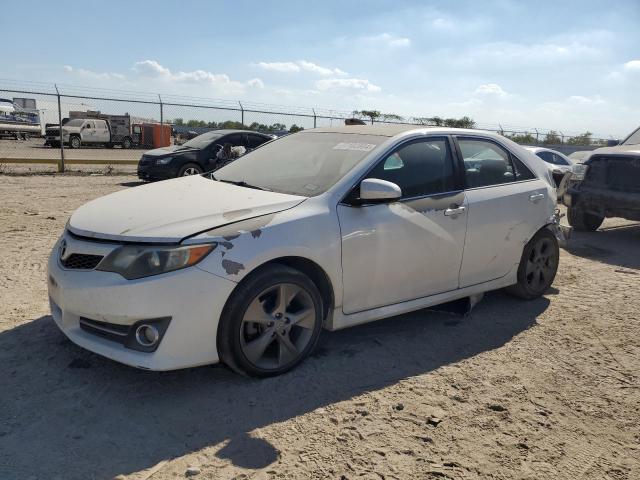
xmin=0 ymin=174 xmax=638 ymax=480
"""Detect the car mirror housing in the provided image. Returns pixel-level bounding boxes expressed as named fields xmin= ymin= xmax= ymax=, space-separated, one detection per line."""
xmin=359 ymin=178 xmax=402 ymax=202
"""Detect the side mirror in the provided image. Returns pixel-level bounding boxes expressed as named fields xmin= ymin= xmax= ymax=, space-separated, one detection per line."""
xmin=606 ymin=139 xmax=620 ymax=147
xmin=359 ymin=178 xmax=402 ymax=202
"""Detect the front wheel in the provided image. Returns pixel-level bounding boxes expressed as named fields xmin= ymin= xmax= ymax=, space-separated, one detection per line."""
xmin=122 ymin=137 xmax=132 ymax=149
xmin=567 ymin=207 xmax=604 ymax=232
xmin=177 ymin=163 xmax=203 ymax=177
xmin=506 ymin=228 xmax=559 ymax=300
xmin=69 ymin=136 xmax=81 ymax=149
xmin=218 ymin=265 xmax=324 ymax=377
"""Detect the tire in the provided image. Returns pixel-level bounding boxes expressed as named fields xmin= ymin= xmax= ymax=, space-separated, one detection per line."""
xmin=567 ymin=207 xmax=604 ymax=232
xmin=69 ymin=135 xmax=81 ymax=149
xmin=105 ymin=143 xmax=114 ymax=149
xmin=218 ymin=264 xmax=324 ymax=377
xmin=122 ymin=137 xmax=132 ymax=149
xmin=506 ymin=228 xmax=559 ymax=300
xmin=177 ymin=163 xmax=203 ymax=177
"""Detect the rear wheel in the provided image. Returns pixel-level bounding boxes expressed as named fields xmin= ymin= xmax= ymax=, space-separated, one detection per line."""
xmin=567 ymin=207 xmax=604 ymax=232
xmin=506 ymin=228 xmax=559 ymax=300
xmin=69 ymin=135 xmax=81 ymax=149
xmin=218 ymin=265 xmax=324 ymax=377
xmin=122 ymin=137 xmax=132 ymax=149
xmin=177 ymin=163 xmax=203 ymax=177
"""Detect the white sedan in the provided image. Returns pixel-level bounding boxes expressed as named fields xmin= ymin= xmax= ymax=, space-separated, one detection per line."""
xmin=48 ymin=126 xmax=564 ymax=376
xmin=523 ymin=146 xmax=574 ymax=187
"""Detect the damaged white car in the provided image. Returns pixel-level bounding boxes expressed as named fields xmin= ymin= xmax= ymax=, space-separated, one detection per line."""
xmin=48 ymin=125 xmax=564 ymax=376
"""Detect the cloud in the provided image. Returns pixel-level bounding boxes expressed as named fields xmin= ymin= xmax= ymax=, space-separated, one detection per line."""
xmin=360 ymin=33 xmax=411 ymax=48
xmin=256 ymin=60 xmax=346 ymax=76
xmin=246 ymin=78 xmax=264 ymax=89
xmin=475 ymin=83 xmax=509 ymax=98
xmin=63 ymin=65 xmax=125 ymax=81
xmin=315 ymin=78 xmax=381 ymax=93
xmin=567 ymin=95 xmax=606 ymax=106
xmin=623 ymin=60 xmax=640 ymax=71
xmin=132 ymin=60 xmax=261 ymax=91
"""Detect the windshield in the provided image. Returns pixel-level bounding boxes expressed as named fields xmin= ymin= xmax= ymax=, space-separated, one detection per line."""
xmin=183 ymin=132 xmax=223 ymax=149
xmin=621 ymin=126 xmax=640 ymax=146
xmin=65 ymin=119 xmax=85 ymax=127
xmin=213 ymin=131 xmax=388 ymax=196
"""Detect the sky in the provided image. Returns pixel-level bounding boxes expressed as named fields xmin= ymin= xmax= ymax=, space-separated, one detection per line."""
xmin=2 ymin=0 xmax=639 ymax=137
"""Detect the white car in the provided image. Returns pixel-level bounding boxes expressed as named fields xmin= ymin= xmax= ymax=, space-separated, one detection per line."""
xmin=523 ymin=146 xmax=573 ymax=187
xmin=48 ymin=126 xmax=564 ymax=376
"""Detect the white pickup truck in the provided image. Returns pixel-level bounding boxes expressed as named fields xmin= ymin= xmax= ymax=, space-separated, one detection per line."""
xmin=45 ymin=115 xmax=140 ymax=149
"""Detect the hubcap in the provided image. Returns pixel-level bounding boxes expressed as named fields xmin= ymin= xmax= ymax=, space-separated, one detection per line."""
xmin=239 ymin=283 xmax=316 ymax=369
xmin=183 ymin=167 xmax=199 ymax=176
xmin=525 ymin=237 xmax=556 ymax=291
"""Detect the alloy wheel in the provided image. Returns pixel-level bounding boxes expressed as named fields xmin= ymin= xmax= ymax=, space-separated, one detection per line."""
xmin=239 ymin=283 xmax=316 ymax=370
xmin=525 ymin=237 xmax=556 ymax=291
xmin=182 ymin=167 xmax=199 ymax=176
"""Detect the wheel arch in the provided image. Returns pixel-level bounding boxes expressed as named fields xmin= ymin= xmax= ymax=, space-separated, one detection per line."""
xmin=223 ymin=256 xmax=335 ymax=322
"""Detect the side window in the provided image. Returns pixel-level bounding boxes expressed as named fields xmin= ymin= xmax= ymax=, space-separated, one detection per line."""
xmin=536 ymin=151 xmax=554 ymax=163
xmin=553 ymin=153 xmax=570 ymax=166
xmin=512 ymin=155 xmax=536 ymax=180
xmin=366 ymin=138 xmax=456 ymax=198
xmin=224 ymin=133 xmax=243 ymax=146
xmin=458 ymin=138 xmax=515 ymax=188
xmin=248 ymin=134 xmax=268 ymax=149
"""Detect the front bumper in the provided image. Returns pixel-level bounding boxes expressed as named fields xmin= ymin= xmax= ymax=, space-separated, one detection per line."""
xmin=47 ymin=236 xmax=237 ymax=370
xmin=137 ymin=162 xmax=178 ymax=180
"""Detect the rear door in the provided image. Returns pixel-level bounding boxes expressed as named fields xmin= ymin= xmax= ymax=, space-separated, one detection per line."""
xmin=82 ymin=120 xmax=95 ymax=142
xmin=338 ymin=136 xmax=468 ymax=314
xmin=455 ymin=136 xmax=548 ymax=288
xmin=96 ymin=120 xmax=110 ymax=142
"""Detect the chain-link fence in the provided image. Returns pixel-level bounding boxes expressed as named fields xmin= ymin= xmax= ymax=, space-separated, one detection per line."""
xmin=0 ymin=79 xmax=619 ymax=171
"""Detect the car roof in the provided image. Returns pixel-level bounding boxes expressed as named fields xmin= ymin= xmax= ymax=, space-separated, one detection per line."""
xmin=209 ymin=129 xmax=272 ymax=137
xmin=307 ymin=124 xmax=507 ymax=138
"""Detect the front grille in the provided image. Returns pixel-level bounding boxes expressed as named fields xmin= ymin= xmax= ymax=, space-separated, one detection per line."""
xmin=46 ymin=129 xmax=59 ymax=137
xmin=60 ymin=253 xmax=103 ymax=270
xmin=79 ymin=317 xmax=129 ymax=344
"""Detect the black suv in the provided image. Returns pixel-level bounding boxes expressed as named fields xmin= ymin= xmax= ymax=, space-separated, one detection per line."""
xmin=137 ymin=129 xmax=273 ymax=181
xmin=563 ymin=126 xmax=640 ymax=231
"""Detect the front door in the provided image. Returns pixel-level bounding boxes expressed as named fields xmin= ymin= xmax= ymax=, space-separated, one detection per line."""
xmin=337 ymin=136 xmax=468 ymax=314
xmin=455 ymin=136 xmax=550 ymax=287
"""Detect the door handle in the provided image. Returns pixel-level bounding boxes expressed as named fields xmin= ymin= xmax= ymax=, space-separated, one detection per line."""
xmin=444 ymin=206 xmax=466 ymax=217
xmin=529 ymin=193 xmax=545 ymax=203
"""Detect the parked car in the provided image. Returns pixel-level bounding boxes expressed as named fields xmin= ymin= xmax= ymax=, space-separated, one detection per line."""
xmin=48 ymin=125 xmax=565 ymax=376
xmin=137 ymin=129 xmax=274 ymax=180
xmin=562 ymin=125 xmax=640 ymax=231
xmin=523 ymin=146 xmax=573 ymax=187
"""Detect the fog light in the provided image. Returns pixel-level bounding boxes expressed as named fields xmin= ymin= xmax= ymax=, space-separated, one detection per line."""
xmin=135 ymin=324 xmax=160 ymax=347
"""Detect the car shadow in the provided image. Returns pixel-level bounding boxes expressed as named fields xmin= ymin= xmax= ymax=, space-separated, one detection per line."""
xmin=565 ymin=220 xmax=640 ymax=270
xmin=119 ymin=181 xmax=147 ymax=187
xmin=0 ymin=291 xmax=547 ymax=479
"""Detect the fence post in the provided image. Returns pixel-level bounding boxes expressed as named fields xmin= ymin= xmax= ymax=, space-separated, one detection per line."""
xmin=534 ymin=128 xmax=539 ymax=144
xmin=560 ymin=131 xmax=564 ymax=145
xmin=239 ymin=101 xmax=244 ymax=127
xmin=158 ymin=94 xmax=163 ymax=130
xmin=54 ymin=84 xmax=65 ymax=173
xmin=312 ymin=108 xmax=317 ymax=128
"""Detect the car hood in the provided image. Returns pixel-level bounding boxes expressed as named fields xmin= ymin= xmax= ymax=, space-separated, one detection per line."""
xmin=143 ymin=145 xmax=197 ymax=157
xmin=68 ymin=175 xmax=307 ymax=243
xmin=588 ymin=144 xmax=640 ymax=160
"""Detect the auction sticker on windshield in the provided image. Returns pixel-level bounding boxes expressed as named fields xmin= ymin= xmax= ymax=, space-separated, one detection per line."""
xmin=333 ymin=142 xmax=378 ymax=152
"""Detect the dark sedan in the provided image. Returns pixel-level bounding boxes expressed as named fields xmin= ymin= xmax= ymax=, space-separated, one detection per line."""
xmin=137 ymin=129 xmax=274 ymax=181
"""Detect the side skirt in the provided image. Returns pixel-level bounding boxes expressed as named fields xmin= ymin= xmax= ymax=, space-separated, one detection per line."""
xmin=324 ymin=267 xmax=517 ymax=331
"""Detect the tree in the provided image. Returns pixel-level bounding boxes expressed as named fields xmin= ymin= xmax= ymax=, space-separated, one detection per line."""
xmin=289 ymin=124 xmax=304 ymax=133
xmin=566 ymin=131 xmax=592 ymax=146
xmin=543 ymin=130 xmax=562 ymax=144
xmin=380 ymin=113 xmax=404 ymax=122
xmin=352 ymin=110 xmax=381 ymax=124
xmin=507 ymin=133 xmax=537 ymax=144
xmin=443 ymin=116 xmax=475 ymax=128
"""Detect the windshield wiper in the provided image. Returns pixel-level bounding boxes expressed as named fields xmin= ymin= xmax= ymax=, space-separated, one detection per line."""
xmin=215 ymin=178 xmax=272 ymax=191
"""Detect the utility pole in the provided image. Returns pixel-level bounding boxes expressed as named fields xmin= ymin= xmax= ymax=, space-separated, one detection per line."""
xmin=55 ymin=84 xmax=65 ymax=173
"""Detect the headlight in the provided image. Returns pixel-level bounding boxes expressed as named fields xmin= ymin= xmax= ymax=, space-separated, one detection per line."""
xmin=155 ymin=156 xmax=173 ymax=165
xmin=97 ymin=244 xmax=214 ymax=280
xmin=571 ymin=164 xmax=588 ymax=181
